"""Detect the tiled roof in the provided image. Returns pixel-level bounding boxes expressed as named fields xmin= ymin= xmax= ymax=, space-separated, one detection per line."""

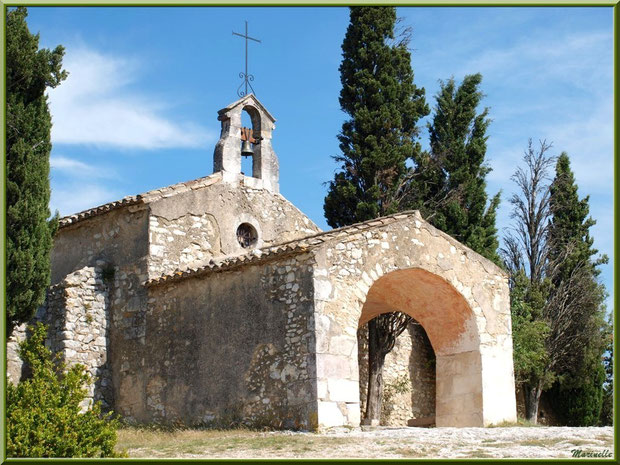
xmin=58 ymin=173 xmax=223 ymax=229
xmin=145 ymin=210 xmax=421 ymax=287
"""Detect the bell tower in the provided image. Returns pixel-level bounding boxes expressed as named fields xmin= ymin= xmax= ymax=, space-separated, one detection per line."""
xmin=213 ymin=94 xmax=279 ymax=193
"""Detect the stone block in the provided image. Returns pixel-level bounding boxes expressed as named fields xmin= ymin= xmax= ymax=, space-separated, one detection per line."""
xmin=317 ymin=401 xmax=344 ymax=428
xmin=316 ymin=354 xmax=351 ymax=378
xmin=329 ymin=335 xmax=356 ymax=357
xmin=407 ymin=416 xmax=435 ymax=427
xmin=314 ymin=279 xmax=332 ymax=301
xmin=436 ymin=412 xmax=483 ymax=427
xmin=327 ymin=379 xmax=359 ymax=402
xmin=317 ymin=379 xmax=328 ymax=400
xmin=345 ymin=402 xmax=361 ymax=426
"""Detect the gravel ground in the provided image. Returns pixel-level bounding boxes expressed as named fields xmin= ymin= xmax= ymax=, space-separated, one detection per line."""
xmin=120 ymin=426 xmax=614 ymax=459
xmin=317 ymin=426 xmax=615 ymax=459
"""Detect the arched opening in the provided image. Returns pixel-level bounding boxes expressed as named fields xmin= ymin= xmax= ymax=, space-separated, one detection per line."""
xmin=240 ymin=106 xmax=261 ymax=178
xmin=357 ymin=268 xmax=482 ymax=427
xmin=357 ymin=317 xmax=436 ymax=426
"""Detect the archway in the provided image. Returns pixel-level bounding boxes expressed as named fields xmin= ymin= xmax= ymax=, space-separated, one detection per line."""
xmin=358 ymin=268 xmax=483 ymax=427
xmin=310 ymin=212 xmax=516 ymax=429
xmin=357 ymin=317 xmax=436 ymax=426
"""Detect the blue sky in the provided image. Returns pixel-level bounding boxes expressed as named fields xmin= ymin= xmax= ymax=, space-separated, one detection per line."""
xmin=24 ymin=6 xmax=614 ymax=310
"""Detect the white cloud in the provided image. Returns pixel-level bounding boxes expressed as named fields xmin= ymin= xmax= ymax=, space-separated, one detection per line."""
xmin=51 ymin=155 xmax=117 ymax=179
xmin=48 ymin=47 xmax=213 ymax=150
xmin=461 ymin=31 xmax=612 ymax=93
xmin=542 ymin=98 xmax=613 ymax=195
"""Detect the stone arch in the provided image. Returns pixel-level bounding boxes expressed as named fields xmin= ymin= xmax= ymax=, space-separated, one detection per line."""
xmin=357 ymin=268 xmax=482 ymax=427
xmin=359 ymin=268 xmax=479 ymax=354
xmin=311 ymin=214 xmax=517 ymax=429
xmin=242 ymin=104 xmax=262 ymax=134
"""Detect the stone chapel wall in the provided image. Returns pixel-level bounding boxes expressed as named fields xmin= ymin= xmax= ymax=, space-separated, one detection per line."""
xmin=119 ymin=253 xmax=318 ymax=428
xmin=49 ymin=207 xmax=151 ymax=415
xmin=310 ymin=212 xmax=515 ymax=427
xmin=51 ymin=207 xmax=149 ymax=285
xmin=146 ymin=180 xmax=321 ymax=277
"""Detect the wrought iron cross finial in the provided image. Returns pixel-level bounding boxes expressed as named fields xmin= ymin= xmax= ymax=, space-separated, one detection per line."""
xmin=233 ymin=21 xmax=261 ymax=97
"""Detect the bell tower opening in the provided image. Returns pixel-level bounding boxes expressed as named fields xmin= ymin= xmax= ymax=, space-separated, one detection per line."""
xmin=240 ymin=107 xmax=261 ymax=178
xmin=213 ymin=94 xmax=280 ymax=193
xmin=240 ymin=110 xmax=253 ymax=177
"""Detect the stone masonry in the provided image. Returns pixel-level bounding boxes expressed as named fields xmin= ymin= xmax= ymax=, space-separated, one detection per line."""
xmin=7 ymin=94 xmax=517 ymax=430
xmin=8 ymin=266 xmax=112 ymax=409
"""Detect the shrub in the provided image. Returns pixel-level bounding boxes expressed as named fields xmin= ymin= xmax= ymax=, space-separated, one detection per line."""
xmin=7 ymin=323 xmax=122 ymax=457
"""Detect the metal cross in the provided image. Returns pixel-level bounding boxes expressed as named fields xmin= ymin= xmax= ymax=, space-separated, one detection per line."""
xmin=233 ymin=21 xmax=261 ymax=97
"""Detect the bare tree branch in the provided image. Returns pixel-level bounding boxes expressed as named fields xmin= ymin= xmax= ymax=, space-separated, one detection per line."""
xmin=501 ymin=139 xmax=555 ymax=283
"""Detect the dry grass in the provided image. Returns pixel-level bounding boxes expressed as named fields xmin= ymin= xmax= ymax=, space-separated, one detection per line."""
xmin=517 ymin=438 xmax=558 ymax=447
xmin=117 ymin=427 xmax=352 ymax=458
xmin=564 ymin=438 xmax=599 ymax=447
xmin=390 ymin=446 xmax=439 ymax=457
xmin=464 ymin=449 xmax=497 ymax=458
xmin=116 ymin=426 xmax=614 ymax=459
xmin=488 ymin=418 xmax=542 ymax=428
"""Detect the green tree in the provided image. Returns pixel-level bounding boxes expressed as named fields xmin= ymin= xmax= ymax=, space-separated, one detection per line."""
xmin=543 ymin=153 xmax=609 ymax=426
xmin=431 ymin=74 xmax=501 ymax=263
xmin=323 ymin=6 xmax=429 ymax=422
xmin=7 ymin=6 xmax=67 ymax=335
xmin=509 ymin=270 xmax=551 ymax=391
xmin=503 ymin=144 xmax=609 ymax=425
xmin=407 ymin=74 xmax=501 ymax=264
xmin=7 ymin=324 xmax=122 ymax=457
xmin=546 ymin=346 xmax=606 ymax=426
xmin=324 ymin=7 xmax=429 ymax=227
xmin=547 ymin=153 xmax=605 ymax=283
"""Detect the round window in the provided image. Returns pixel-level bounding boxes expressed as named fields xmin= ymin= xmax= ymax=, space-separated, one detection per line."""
xmin=236 ymin=223 xmax=258 ymax=248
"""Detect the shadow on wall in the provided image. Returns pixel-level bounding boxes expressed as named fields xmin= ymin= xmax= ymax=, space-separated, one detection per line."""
xmin=357 ymin=319 xmax=436 ymax=426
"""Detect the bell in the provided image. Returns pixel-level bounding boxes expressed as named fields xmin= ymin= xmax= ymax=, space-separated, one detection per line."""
xmin=241 ymin=140 xmax=254 ymax=157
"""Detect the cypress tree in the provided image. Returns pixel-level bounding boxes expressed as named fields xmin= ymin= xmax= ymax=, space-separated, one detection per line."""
xmin=324 ymin=6 xmax=429 ymax=422
xmin=548 ymin=153 xmax=602 ymax=281
xmin=6 ymin=7 xmax=67 ymax=335
xmin=324 ymin=6 xmax=429 ymax=227
xmin=545 ymin=153 xmax=608 ymax=425
xmin=413 ymin=74 xmax=501 ymax=264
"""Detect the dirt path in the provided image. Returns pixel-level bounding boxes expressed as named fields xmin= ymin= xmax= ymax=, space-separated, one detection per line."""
xmin=118 ymin=426 xmax=614 ymax=459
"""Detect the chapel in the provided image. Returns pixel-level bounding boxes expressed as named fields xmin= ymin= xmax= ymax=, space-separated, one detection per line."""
xmin=7 ymin=94 xmax=517 ymax=429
